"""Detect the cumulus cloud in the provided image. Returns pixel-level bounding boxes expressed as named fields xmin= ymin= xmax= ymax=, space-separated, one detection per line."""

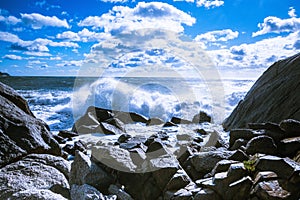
xmin=56 ymin=28 xmax=109 ymax=42
xmin=21 ymin=13 xmax=69 ymax=29
xmin=78 ymin=2 xmax=195 ymax=33
xmin=253 ymin=8 xmax=300 ymax=37
xmin=195 ymin=29 xmax=239 ymax=48
xmin=196 ymin=0 xmax=224 ymax=8
xmin=0 ymin=15 xmax=21 ymax=25
xmin=3 ymin=54 xmax=22 ymax=60
xmin=288 ymin=7 xmax=297 ymax=18
xmin=209 ymin=31 xmax=300 ymax=68
xmin=0 ymin=31 xmax=78 ymax=53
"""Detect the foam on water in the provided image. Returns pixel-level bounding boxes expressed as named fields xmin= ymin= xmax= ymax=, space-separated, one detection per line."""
xmin=10 ymin=77 xmax=255 ymax=131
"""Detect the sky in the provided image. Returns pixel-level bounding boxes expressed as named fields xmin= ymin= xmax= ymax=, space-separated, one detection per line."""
xmin=0 ymin=0 xmax=299 ymax=77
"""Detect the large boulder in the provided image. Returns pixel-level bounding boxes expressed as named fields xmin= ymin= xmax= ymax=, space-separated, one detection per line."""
xmin=0 ymin=154 xmax=70 ymax=199
xmin=0 ymin=82 xmax=62 ymax=167
xmin=224 ymin=53 xmax=300 ymax=130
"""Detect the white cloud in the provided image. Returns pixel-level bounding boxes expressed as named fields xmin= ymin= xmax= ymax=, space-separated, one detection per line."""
xmin=78 ymin=2 xmax=195 ymax=33
xmin=195 ymin=29 xmax=239 ymax=48
xmin=288 ymin=7 xmax=297 ymax=18
xmin=0 ymin=31 xmax=78 ymax=52
xmin=0 ymin=31 xmax=20 ymax=43
xmin=56 ymin=60 xmax=83 ymax=67
xmin=0 ymin=15 xmax=21 ymax=25
xmin=253 ymin=8 xmax=300 ymax=37
xmin=3 ymin=54 xmax=22 ymax=60
xmin=21 ymin=13 xmax=69 ymax=29
xmin=56 ymin=28 xmax=109 ymax=42
xmin=209 ymin=31 xmax=300 ymax=68
xmin=23 ymin=51 xmax=52 ymax=57
xmin=196 ymin=0 xmax=224 ymax=8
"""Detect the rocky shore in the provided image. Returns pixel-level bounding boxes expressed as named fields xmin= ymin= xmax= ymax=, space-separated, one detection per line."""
xmin=1 ymin=53 xmax=300 ymax=200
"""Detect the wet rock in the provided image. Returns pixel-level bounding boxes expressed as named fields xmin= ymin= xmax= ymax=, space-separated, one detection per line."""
xmin=146 ymin=117 xmax=164 ymax=126
xmin=194 ymin=128 xmax=208 ymax=135
xmin=165 ymin=189 xmax=193 ymax=200
xmin=118 ymin=134 xmax=132 ymax=143
xmin=211 ymin=160 xmax=239 ymax=176
xmin=223 ymin=53 xmax=300 ymax=130
xmin=0 ymin=154 xmax=70 ymax=199
xmin=248 ymin=122 xmax=284 ymax=133
xmin=245 ymin=135 xmax=277 ymax=155
xmin=54 ymin=135 xmax=67 ymax=144
xmin=115 ymin=111 xmax=148 ymax=124
xmin=280 ymin=119 xmax=300 ymax=137
xmin=70 ymin=151 xmax=113 ymax=192
xmin=192 ymin=111 xmax=211 ymax=123
xmin=253 ymin=171 xmax=278 ymax=185
xmin=163 ymin=121 xmax=178 ymax=127
xmin=171 ymin=117 xmax=192 ymax=124
xmin=58 ymin=130 xmax=79 ymax=139
xmin=100 ymin=121 xmax=125 ymax=135
xmin=227 ymin=176 xmax=252 ymax=200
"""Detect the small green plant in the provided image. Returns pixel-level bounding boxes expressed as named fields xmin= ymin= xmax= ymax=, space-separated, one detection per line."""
xmin=243 ymin=154 xmax=259 ymax=172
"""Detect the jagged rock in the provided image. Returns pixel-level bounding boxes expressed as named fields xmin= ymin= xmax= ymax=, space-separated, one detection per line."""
xmin=92 ymin=145 xmax=137 ymax=172
xmin=63 ymin=140 xmax=87 ymax=156
xmin=230 ymin=138 xmax=247 ymax=150
xmin=227 ymin=176 xmax=252 ymax=200
xmin=252 ymin=180 xmax=291 ymax=199
xmin=0 ymin=81 xmax=34 ymax=117
xmin=165 ymin=170 xmax=192 ymax=191
xmin=194 ymin=128 xmax=208 ymax=135
xmin=279 ymin=136 xmax=300 ymax=157
xmin=248 ymin=122 xmax=284 ymax=133
xmin=165 ymin=188 xmax=193 ymax=200
xmin=224 ymin=53 xmax=300 ymax=130
xmin=58 ymin=130 xmax=79 ymax=139
xmin=189 ymin=148 xmax=234 ymax=175
xmin=69 ymin=151 xmax=113 ymax=192
xmin=0 ymin=154 xmax=70 ymax=199
xmin=210 ymin=160 xmax=239 ymax=176
xmin=108 ymin=184 xmax=133 ymax=200
xmin=118 ymin=134 xmax=132 ymax=143
xmin=100 ymin=120 xmax=125 ymax=135
xmin=253 ymin=171 xmax=278 ymax=185
xmin=70 ymin=184 xmax=115 ymax=200
xmin=115 ymin=111 xmax=148 ymax=124
xmin=163 ymin=121 xmax=178 ymax=127
xmin=194 ymin=188 xmax=221 ymax=200
xmin=192 ymin=111 xmax=211 ymax=123
xmin=245 ymin=135 xmax=277 ymax=155
xmin=229 ymin=129 xmax=261 ymax=148
xmin=280 ymin=119 xmax=300 ymax=137
xmin=171 ymin=117 xmax=192 ymax=124
xmin=228 ymin=149 xmax=249 ymax=162
xmin=146 ymin=117 xmax=165 ymax=125
xmin=0 ymin=85 xmax=62 ymax=167
xmin=255 ymin=155 xmax=300 ymax=180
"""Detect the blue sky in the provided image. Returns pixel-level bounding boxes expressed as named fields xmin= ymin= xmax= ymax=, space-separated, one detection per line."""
xmin=0 ymin=0 xmax=299 ymax=77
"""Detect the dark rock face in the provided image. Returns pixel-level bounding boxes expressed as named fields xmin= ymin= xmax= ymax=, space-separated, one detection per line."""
xmin=192 ymin=111 xmax=211 ymax=124
xmin=224 ymin=53 xmax=300 ymax=130
xmin=0 ymin=81 xmax=34 ymax=117
xmin=72 ymin=106 xmax=149 ymax=134
xmin=0 ymin=82 xmax=61 ymax=167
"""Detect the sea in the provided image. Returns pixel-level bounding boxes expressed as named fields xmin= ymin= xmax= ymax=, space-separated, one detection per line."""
xmin=0 ymin=76 xmax=255 ymax=132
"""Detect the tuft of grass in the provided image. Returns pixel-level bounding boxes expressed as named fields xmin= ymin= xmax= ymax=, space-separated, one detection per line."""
xmin=243 ymin=154 xmax=259 ymax=172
